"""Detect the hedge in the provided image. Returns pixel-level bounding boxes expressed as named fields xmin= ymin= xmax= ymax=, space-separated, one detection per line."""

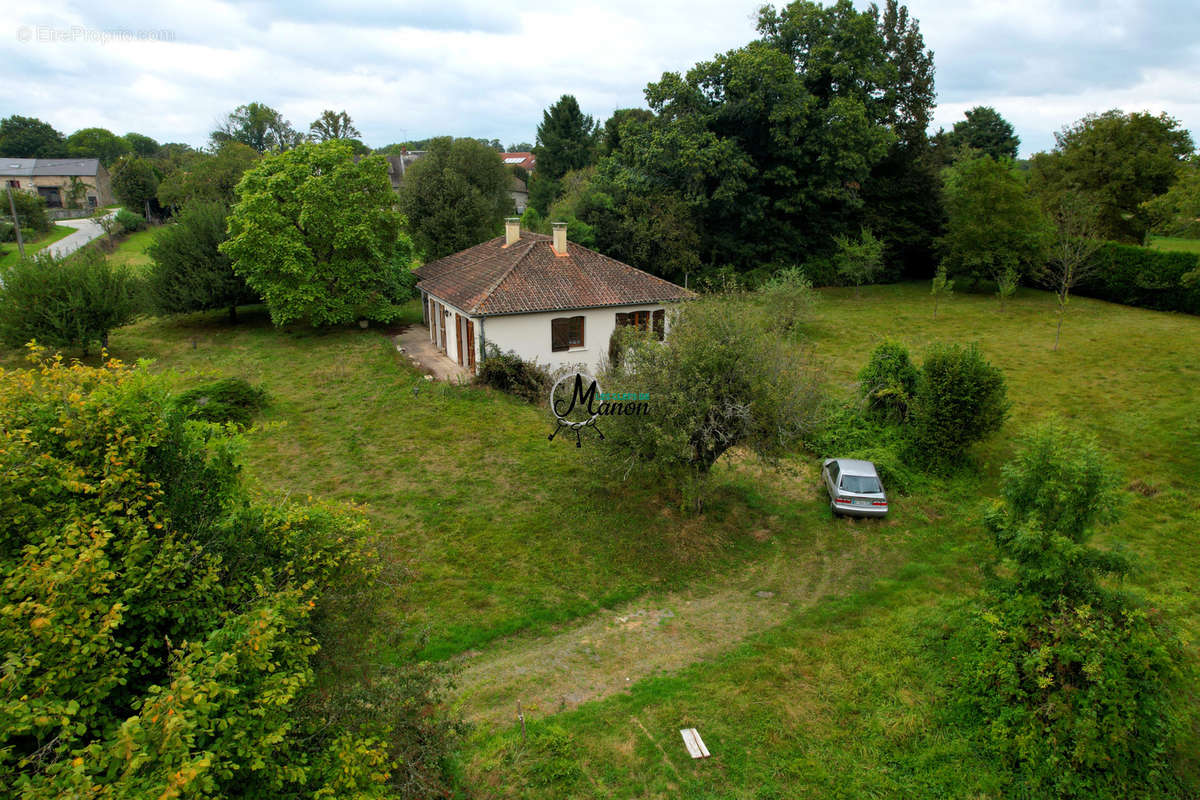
xmin=1076 ymin=242 xmax=1200 ymax=315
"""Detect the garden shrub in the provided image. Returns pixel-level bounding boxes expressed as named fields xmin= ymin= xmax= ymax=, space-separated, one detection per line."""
xmin=955 ymin=424 xmax=1190 ymax=798
xmin=114 ymin=207 xmax=147 ymax=233
xmin=756 ymin=265 xmax=817 ymax=333
xmin=0 ymin=247 xmax=141 ymax=354
xmin=1 ymin=189 xmax=51 ymax=232
xmin=477 ymin=344 xmax=550 ymax=403
xmin=858 ymin=339 xmax=920 ymax=423
xmin=907 ymin=342 xmax=1008 ymax=472
xmin=174 ymin=376 xmax=269 ymax=426
xmin=0 ymin=349 xmax=460 ymax=798
xmin=806 ymin=402 xmax=921 ymax=495
xmin=1076 ymin=241 xmax=1200 ymax=314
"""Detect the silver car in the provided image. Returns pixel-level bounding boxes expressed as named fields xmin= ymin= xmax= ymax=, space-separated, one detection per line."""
xmin=822 ymin=458 xmax=888 ymax=517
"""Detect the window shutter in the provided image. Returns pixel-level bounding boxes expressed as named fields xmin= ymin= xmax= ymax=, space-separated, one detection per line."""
xmin=551 ymin=318 xmax=569 ymax=352
xmin=652 ymin=309 xmax=665 ymax=340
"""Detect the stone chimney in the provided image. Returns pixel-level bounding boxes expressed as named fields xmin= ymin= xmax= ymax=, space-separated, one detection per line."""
xmin=552 ymin=221 xmax=568 ymax=256
xmin=504 ymin=217 xmax=521 ymax=246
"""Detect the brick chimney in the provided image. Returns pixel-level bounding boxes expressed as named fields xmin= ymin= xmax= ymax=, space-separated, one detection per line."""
xmin=551 ymin=221 xmax=568 ymax=256
xmin=504 ymin=217 xmax=520 ymax=246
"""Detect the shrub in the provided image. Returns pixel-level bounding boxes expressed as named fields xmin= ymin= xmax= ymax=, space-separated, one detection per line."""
xmin=858 ymin=339 xmax=919 ymax=423
xmin=114 ymin=207 xmax=146 ymax=232
xmin=477 ymin=344 xmax=550 ymax=403
xmin=955 ymin=425 xmax=1189 ymax=798
xmin=0 ymin=350 xmax=460 ymax=798
xmin=1076 ymin=241 xmax=1200 ymax=315
xmin=175 ymin=376 xmax=269 ymax=426
xmin=755 ymin=265 xmax=816 ymax=333
xmin=0 ymin=248 xmax=141 ymax=354
xmin=1 ymin=189 xmax=51 ymax=232
xmin=908 ymin=342 xmax=1008 ymax=471
xmin=806 ymin=402 xmax=922 ymax=495
xmin=146 ymin=199 xmax=257 ymax=321
xmin=599 ymin=295 xmax=825 ymax=509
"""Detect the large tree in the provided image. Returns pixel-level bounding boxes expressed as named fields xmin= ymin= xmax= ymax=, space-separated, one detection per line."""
xmin=123 ymin=131 xmax=160 ymax=156
xmin=0 ymin=114 xmax=65 ymax=158
xmin=1029 ymin=110 xmax=1195 ymax=243
xmin=1143 ymin=155 xmax=1200 ymax=238
xmin=147 ymin=198 xmax=257 ymax=321
xmin=946 ymin=106 xmax=1020 ymax=161
xmin=599 ymin=108 xmax=655 ymax=157
xmin=211 ymin=102 xmax=303 ymax=154
xmin=938 ymin=154 xmax=1051 ymax=287
xmin=309 ymin=109 xmax=361 ymax=141
xmin=65 ymin=127 xmax=132 ymax=166
xmin=156 ymin=141 xmax=260 ymax=209
xmin=396 ymin=136 xmax=512 ymax=259
xmin=221 ymin=140 xmax=406 ymax=326
xmin=533 ymin=95 xmax=597 ymax=182
xmin=110 ymin=156 xmax=161 ymax=216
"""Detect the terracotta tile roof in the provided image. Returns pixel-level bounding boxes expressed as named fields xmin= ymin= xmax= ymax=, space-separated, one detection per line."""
xmin=415 ymin=232 xmax=692 ymax=315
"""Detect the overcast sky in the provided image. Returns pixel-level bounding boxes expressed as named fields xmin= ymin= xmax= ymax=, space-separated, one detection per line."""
xmin=4 ymin=0 xmax=1197 ymax=157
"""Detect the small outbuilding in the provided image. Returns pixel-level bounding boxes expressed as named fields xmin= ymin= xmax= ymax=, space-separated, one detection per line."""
xmin=415 ymin=219 xmax=691 ymax=375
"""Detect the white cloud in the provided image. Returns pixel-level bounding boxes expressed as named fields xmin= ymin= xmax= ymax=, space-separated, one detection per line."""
xmin=0 ymin=0 xmax=1196 ymax=156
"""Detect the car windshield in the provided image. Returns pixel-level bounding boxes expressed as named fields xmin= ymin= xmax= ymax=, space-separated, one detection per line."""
xmin=841 ymin=475 xmax=881 ymax=494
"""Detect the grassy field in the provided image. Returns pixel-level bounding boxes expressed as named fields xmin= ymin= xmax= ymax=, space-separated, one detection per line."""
xmin=1149 ymin=235 xmax=1200 ymax=254
xmin=5 ymin=282 xmax=1197 ymax=796
xmin=0 ymin=224 xmax=76 ymax=268
xmin=105 ymin=226 xmax=158 ymax=271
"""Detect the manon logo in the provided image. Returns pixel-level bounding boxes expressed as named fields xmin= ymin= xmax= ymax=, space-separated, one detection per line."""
xmin=548 ymin=372 xmax=650 ymax=448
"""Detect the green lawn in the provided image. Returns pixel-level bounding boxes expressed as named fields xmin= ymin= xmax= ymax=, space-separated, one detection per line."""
xmin=6 ymin=283 xmax=1198 ymax=797
xmin=0 ymin=224 xmax=75 ymax=268
xmin=1149 ymin=235 xmax=1200 ymax=254
xmin=105 ymin=226 xmax=159 ymax=271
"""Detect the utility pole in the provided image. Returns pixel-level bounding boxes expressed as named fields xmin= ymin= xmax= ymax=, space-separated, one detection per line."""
xmin=5 ymin=183 xmax=25 ymax=259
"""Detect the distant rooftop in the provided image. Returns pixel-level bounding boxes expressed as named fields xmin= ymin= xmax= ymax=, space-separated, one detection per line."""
xmin=0 ymin=157 xmax=101 ymax=177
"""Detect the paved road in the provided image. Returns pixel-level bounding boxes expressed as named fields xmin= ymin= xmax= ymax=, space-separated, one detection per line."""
xmin=44 ymin=211 xmax=117 ymax=259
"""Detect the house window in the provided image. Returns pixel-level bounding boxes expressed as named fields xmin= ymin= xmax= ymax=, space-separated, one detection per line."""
xmin=615 ymin=309 xmax=666 ymax=341
xmin=7 ymin=180 xmax=18 ymax=189
xmin=551 ymin=316 xmax=584 ymax=352
xmin=87 ymin=195 xmax=97 ymax=208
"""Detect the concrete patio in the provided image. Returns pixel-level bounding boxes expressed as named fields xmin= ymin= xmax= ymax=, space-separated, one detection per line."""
xmin=391 ymin=324 xmax=470 ymax=382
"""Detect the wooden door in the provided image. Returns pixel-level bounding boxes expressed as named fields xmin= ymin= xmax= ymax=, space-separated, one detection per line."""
xmin=455 ymin=313 xmax=464 ymax=365
xmin=465 ymin=320 xmax=476 ymax=369
xmin=437 ymin=303 xmax=445 ymax=350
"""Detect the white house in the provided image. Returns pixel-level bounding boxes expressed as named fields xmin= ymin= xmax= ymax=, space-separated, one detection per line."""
xmin=415 ymin=219 xmax=691 ymax=374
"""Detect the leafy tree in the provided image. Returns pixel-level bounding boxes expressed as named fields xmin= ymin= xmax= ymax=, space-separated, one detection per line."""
xmin=946 ymin=106 xmax=1020 ymax=161
xmin=995 ymin=265 xmax=1019 ymax=310
xmin=1 ymin=188 xmax=51 ymax=232
xmin=755 ymin=265 xmax=816 ymax=333
xmin=599 ymin=108 xmax=655 ymax=157
xmin=65 ymin=127 xmax=132 ymax=166
xmin=1041 ymin=193 xmax=1105 ymax=349
xmin=957 ymin=424 xmax=1189 ymax=798
xmin=938 ymin=154 xmax=1052 ymax=287
xmin=858 ymin=339 xmax=919 ymax=422
xmin=0 ymin=352 xmax=461 ymax=797
xmin=111 ymin=156 xmax=161 ymax=216
xmin=507 ymin=141 xmax=534 ymax=152
xmin=907 ymin=342 xmax=1008 ymax=471
xmin=1143 ymin=155 xmax=1200 ymax=238
xmin=1029 ymin=110 xmax=1195 ymax=243
xmin=156 ymin=141 xmax=260 ymax=209
xmin=147 ymin=199 xmax=257 ymax=321
xmin=599 ymin=295 xmax=824 ymax=510
xmin=221 ymin=140 xmax=406 ymax=326
xmin=211 ymin=102 xmax=303 ymax=153
xmin=0 ymin=248 xmax=141 ymax=354
xmin=533 ymin=95 xmax=597 ymax=182
xmin=930 ymin=266 xmax=953 ymax=318
xmin=834 ymin=227 xmax=885 ymax=291
xmin=123 ymin=131 xmax=160 ymax=156
xmin=310 ymin=109 xmax=362 ymax=141
xmin=396 ymin=136 xmax=512 ymax=259
xmin=0 ymin=114 xmax=65 ymax=157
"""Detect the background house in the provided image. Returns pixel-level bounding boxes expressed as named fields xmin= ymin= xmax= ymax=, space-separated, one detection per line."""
xmin=0 ymin=158 xmax=113 ymax=209
xmin=499 ymin=152 xmax=536 ymax=172
xmin=415 ymin=219 xmax=690 ymax=374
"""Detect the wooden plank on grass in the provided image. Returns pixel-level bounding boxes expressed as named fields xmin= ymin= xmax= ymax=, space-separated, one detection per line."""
xmin=680 ymin=728 xmax=710 ymax=759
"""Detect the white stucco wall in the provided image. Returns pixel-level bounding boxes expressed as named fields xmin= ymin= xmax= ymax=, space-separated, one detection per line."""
xmin=479 ymin=303 xmax=672 ymax=374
